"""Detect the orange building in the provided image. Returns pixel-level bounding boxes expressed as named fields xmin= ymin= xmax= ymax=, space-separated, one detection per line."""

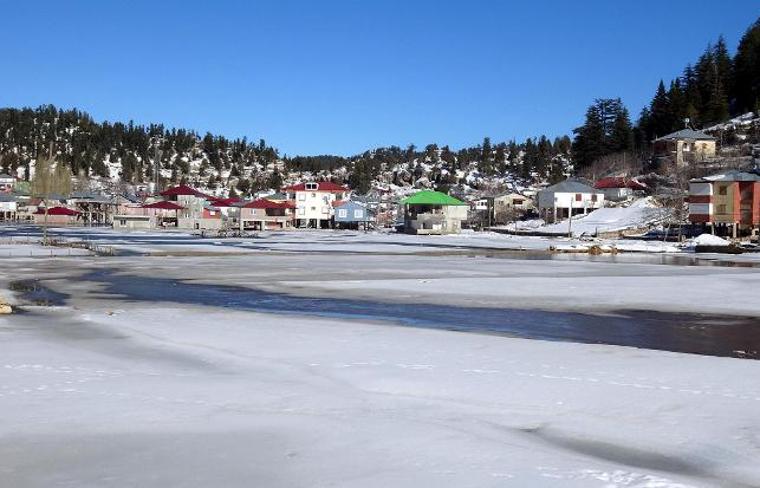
xmin=688 ymin=170 xmax=760 ymax=237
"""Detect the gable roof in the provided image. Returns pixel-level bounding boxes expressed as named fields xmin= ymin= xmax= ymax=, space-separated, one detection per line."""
xmin=283 ymin=181 xmax=348 ymax=193
xmin=141 ymin=200 xmax=185 ymax=210
xmin=160 ymin=185 xmax=208 ymax=198
xmin=400 ymin=190 xmax=467 ymax=206
xmin=594 ymin=177 xmax=647 ymax=190
xmin=541 ymin=180 xmax=597 ymax=194
xmin=654 ymin=128 xmax=716 ymax=142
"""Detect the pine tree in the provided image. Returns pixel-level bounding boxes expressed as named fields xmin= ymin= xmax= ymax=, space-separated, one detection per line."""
xmin=733 ymin=18 xmax=760 ymax=114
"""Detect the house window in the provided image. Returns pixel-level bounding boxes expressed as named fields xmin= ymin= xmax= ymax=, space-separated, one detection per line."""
xmin=575 ymin=194 xmax=582 ymax=201
xmin=513 ymin=199 xmax=523 ymax=205
xmin=718 ymin=186 xmax=727 ymax=196
xmin=119 ymin=219 xmax=127 ymax=226
xmin=591 ymin=194 xmax=597 ymax=202
xmin=298 ymin=208 xmax=305 ymax=216
xmin=311 ymin=193 xmax=317 ymax=198
xmin=305 ymin=182 xmax=318 ymax=191
xmin=297 ymin=193 xmax=306 ymax=201
xmin=338 ymin=209 xmax=347 ymax=218
xmin=717 ymin=204 xmax=726 ymax=215
xmin=354 ymin=209 xmax=363 ymax=219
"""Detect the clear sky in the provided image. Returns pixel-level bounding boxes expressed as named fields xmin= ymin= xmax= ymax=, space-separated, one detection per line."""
xmin=1 ymin=1 xmax=758 ymax=156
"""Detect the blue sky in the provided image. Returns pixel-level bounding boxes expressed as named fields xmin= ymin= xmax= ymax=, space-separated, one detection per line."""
xmin=1 ymin=1 xmax=758 ymax=156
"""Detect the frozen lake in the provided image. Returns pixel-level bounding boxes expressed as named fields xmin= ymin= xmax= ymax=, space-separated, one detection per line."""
xmin=2 ymin=229 xmax=760 ymax=487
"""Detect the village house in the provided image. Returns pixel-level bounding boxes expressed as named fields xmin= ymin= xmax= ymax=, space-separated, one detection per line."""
xmin=400 ymin=190 xmax=469 ymax=235
xmin=593 ymin=177 xmax=647 ymax=202
xmin=235 ymin=198 xmax=294 ymax=231
xmin=492 ymin=192 xmax=534 ymax=224
xmin=0 ymin=173 xmax=16 ymax=193
xmin=537 ymin=180 xmax=605 ymax=223
xmin=688 ymin=170 xmax=760 ymax=238
xmin=284 ymin=181 xmax=349 ymax=228
xmin=334 ymin=200 xmax=373 ymax=230
xmin=653 ymin=128 xmax=717 ymax=167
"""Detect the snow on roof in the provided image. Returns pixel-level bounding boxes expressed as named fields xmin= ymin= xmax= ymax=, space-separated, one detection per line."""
xmin=283 ymin=181 xmax=348 ymax=193
xmin=654 ymin=128 xmax=716 ymax=142
xmin=594 ymin=177 xmax=647 ymax=190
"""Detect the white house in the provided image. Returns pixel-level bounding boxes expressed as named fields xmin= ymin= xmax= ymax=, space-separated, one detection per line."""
xmin=284 ymin=181 xmax=349 ymax=228
xmin=537 ymin=180 xmax=605 ymax=222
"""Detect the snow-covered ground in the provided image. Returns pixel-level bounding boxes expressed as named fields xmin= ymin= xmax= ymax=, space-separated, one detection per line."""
xmin=2 ymin=250 xmax=760 ymax=487
xmin=498 ymin=197 xmax=672 ymax=237
xmin=0 ymin=225 xmax=687 ymax=256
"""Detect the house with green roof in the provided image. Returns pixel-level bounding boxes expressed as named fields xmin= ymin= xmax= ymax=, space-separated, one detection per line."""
xmin=399 ymin=190 xmax=468 ymax=235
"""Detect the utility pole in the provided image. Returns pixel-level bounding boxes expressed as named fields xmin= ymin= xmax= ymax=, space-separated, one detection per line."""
xmin=151 ymin=136 xmax=163 ymax=194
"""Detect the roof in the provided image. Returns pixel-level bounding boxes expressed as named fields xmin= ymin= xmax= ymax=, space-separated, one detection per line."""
xmin=654 ymin=128 xmax=716 ymax=142
xmin=141 ymin=200 xmax=185 ymax=210
xmin=541 ymin=180 xmax=597 ymax=194
xmin=160 ymin=185 xmax=208 ymax=198
xmin=400 ymin=191 xmax=467 ymax=206
xmin=694 ymin=170 xmax=760 ymax=183
xmin=594 ymin=177 xmax=647 ymax=190
xmin=208 ymin=197 xmax=241 ymax=207
xmin=34 ymin=206 xmax=80 ymax=216
xmin=334 ymin=200 xmax=366 ymax=209
xmin=240 ymin=198 xmax=293 ymax=209
xmin=283 ymin=181 xmax=348 ymax=193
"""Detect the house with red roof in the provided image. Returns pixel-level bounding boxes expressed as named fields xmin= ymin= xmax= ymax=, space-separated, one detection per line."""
xmin=593 ymin=177 xmax=647 ymax=201
xmin=235 ymin=198 xmax=295 ymax=231
xmin=283 ymin=181 xmax=349 ymax=228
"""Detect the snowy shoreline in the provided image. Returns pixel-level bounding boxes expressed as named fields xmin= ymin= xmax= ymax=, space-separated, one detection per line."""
xmin=2 ymin=230 xmax=760 ymax=487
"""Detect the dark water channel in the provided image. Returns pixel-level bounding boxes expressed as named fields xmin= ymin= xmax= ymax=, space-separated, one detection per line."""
xmin=17 ymin=270 xmax=752 ymax=360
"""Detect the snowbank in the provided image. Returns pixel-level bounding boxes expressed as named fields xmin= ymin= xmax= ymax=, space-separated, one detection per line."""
xmin=535 ymin=197 xmax=671 ymax=236
xmin=689 ymin=234 xmax=730 ymax=247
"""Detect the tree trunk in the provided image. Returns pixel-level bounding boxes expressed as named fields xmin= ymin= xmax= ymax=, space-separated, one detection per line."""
xmin=43 ymin=200 xmax=49 ymax=246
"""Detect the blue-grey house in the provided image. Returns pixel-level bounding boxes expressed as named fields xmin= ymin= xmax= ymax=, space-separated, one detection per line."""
xmin=334 ymin=200 xmax=374 ymax=230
